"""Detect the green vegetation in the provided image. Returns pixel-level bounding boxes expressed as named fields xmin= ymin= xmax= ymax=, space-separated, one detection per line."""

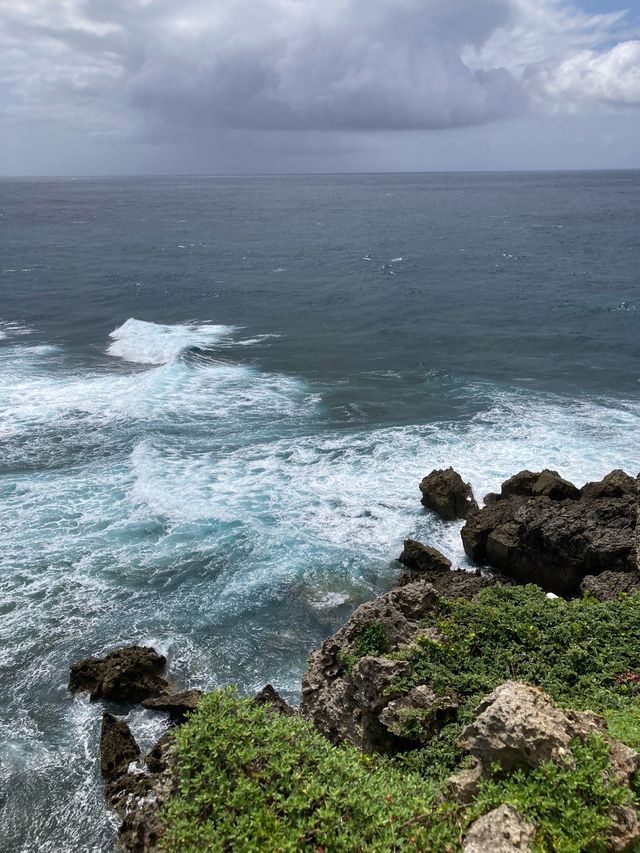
xmin=162 ymin=586 xmax=640 ymax=852
xmin=339 ymin=620 xmax=390 ymax=672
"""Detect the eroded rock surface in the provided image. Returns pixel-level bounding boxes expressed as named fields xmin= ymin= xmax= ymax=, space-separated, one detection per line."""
xmin=419 ymin=468 xmax=477 ymax=521
xmin=461 ymin=469 xmax=637 ymax=595
xmin=464 ymin=804 xmax=535 ymax=853
xmin=300 ymin=581 xmax=439 ymax=751
xmin=69 ymin=646 xmax=170 ymax=703
xmin=142 ymin=690 xmax=203 ymax=722
xmin=455 ymin=681 xmax=640 ymax=851
xmin=581 ymin=570 xmax=640 ymax=601
xmin=100 ymin=713 xmax=140 ymax=783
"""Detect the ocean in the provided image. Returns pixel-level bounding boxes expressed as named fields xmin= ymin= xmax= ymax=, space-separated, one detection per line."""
xmin=1 ymin=171 xmax=639 ymax=850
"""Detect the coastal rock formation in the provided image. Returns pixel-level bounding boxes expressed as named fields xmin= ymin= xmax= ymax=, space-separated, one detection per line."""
xmin=69 ymin=646 xmax=170 ymax=703
xmin=253 ymin=684 xmax=295 ymax=716
xmin=399 ymin=539 xmax=452 ymax=576
xmin=419 ymin=467 xmax=477 ymax=521
xmin=115 ymin=732 xmax=177 ymax=853
xmin=463 ymin=804 xmax=535 ymax=853
xmin=300 ymin=581 xmax=439 ymax=751
xmin=461 ymin=469 xmax=637 ymax=595
xmin=581 ymin=570 xmax=640 ymax=601
xmin=454 ymin=682 xmax=640 ymax=851
xmin=398 ymin=538 xmax=498 ymax=598
xmin=100 ymin=713 xmax=140 ymax=783
xmin=142 ymin=690 xmax=203 ymax=722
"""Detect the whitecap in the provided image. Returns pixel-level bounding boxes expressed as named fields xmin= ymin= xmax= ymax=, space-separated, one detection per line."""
xmin=107 ymin=318 xmax=234 ymax=365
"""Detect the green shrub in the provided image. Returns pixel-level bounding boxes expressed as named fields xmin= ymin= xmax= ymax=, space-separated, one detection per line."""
xmin=160 ymin=586 xmax=640 ymax=851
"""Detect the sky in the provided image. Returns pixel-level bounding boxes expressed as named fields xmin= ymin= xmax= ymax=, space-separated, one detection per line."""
xmin=1 ymin=0 xmax=640 ymax=174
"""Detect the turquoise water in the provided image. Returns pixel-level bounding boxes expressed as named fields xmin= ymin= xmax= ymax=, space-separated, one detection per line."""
xmin=1 ymin=172 xmax=639 ymax=850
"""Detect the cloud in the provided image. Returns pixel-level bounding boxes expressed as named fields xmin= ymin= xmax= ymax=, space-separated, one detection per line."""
xmin=0 ymin=0 xmax=639 ymax=153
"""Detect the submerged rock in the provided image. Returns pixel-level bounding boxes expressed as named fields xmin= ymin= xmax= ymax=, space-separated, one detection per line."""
xmin=460 ymin=469 xmax=637 ymax=595
xmin=419 ymin=467 xmax=477 ymax=521
xmin=100 ymin=713 xmax=140 ymax=784
xmin=69 ymin=646 xmax=170 ymax=703
xmin=464 ymin=804 xmax=536 ymax=853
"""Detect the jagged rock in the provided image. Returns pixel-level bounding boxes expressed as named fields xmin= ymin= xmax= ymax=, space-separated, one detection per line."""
xmin=499 ymin=469 xmax=579 ymax=501
xmin=464 ymin=805 xmax=536 ymax=852
xmin=399 ymin=539 xmax=452 ymax=576
xmin=581 ymin=570 xmax=640 ymax=601
xmin=142 ymin=690 xmax=202 ymax=722
xmin=581 ymin=469 xmax=637 ymax=501
xmin=428 ymin=570 xmax=498 ymax=600
xmin=115 ymin=732 xmax=178 ymax=853
xmin=530 ymin=470 xmax=580 ymax=501
xmin=461 ymin=469 xmax=637 ymax=596
xmin=455 ymin=683 xmax=640 ymax=850
xmin=300 ymin=581 xmax=439 ymax=751
xmin=100 ymin=713 xmax=140 ymax=784
xmin=69 ymin=646 xmax=170 ymax=703
xmin=419 ymin=468 xmax=477 ymax=521
xmin=253 ymin=684 xmax=295 ymax=716
xmin=460 ymin=682 xmax=640 ymax=783
xmin=379 ymin=685 xmax=457 ymax=743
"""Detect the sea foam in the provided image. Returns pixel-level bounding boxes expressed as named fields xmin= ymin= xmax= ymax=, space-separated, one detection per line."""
xmin=107 ymin=318 xmax=234 ymax=365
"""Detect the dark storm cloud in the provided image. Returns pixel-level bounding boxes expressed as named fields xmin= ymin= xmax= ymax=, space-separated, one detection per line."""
xmin=1 ymin=0 xmax=639 ymax=173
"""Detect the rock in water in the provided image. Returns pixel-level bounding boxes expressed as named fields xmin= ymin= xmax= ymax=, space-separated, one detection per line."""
xmin=399 ymin=539 xmax=452 ymax=575
xmin=69 ymin=646 xmax=170 ymax=703
xmin=142 ymin=690 xmax=203 ymax=721
xmin=419 ymin=468 xmax=477 ymax=520
xmin=464 ymin=805 xmax=536 ymax=852
xmin=100 ymin=713 xmax=140 ymax=783
xmin=460 ymin=469 xmax=637 ymax=595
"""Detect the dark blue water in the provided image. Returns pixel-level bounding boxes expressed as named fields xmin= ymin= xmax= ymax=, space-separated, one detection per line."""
xmin=1 ymin=172 xmax=639 ymax=851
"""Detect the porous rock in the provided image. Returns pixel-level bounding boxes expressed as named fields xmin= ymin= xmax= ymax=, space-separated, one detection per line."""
xmin=419 ymin=468 xmax=478 ymax=521
xmin=378 ymin=685 xmax=457 ymax=743
xmin=461 ymin=469 xmax=637 ymax=596
xmin=142 ymin=689 xmax=203 ymax=722
xmin=460 ymin=682 xmax=640 ymax=784
xmin=69 ymin=646 xmax=170 ymax=703
xmin=100 ymin=713 xmax=140 ymax=783
xmin=581 ymin=570 xmax=640 ymax=601
xmin=464 ymin=804 xmax=536 ymax=853
xmin=300 ymin=581 xmax=439 ymax=751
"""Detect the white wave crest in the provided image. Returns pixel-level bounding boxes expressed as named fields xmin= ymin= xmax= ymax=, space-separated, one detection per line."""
xmin=107 ymin=318 xmax=234 ymax=364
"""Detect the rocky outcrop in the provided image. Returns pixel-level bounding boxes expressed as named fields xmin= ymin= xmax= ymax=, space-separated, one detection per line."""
xmin=114 ymin=732 xmax=177 ymax=853
xmin=398 ymin=538 xmax=499 ymax=598
xmin=464 ymin=805 xmax=535 ymax=852
xmin=142 ymin=690 xmax=203 ymax=722
xmin=253 ymin=684 xmax=295 ymax=716
xmin=419 ymin=468 xmax=478 ymax=521
xmin=300 ymin=581 xmax=439 ymax=751
xmin=452 ymin=682 xmax=640 ymax=851
xmin=581 ymin=570 xmax=640 ymax=601
xmin=399 ymin=539 xmax=452 ymax=576
xmin=461 ymin=469 xmax=637 ymax=596
xmin=69 ymin=646 xmax=170 ymax=703
xmin=100 ymin=713 xmax=140 ymax=783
